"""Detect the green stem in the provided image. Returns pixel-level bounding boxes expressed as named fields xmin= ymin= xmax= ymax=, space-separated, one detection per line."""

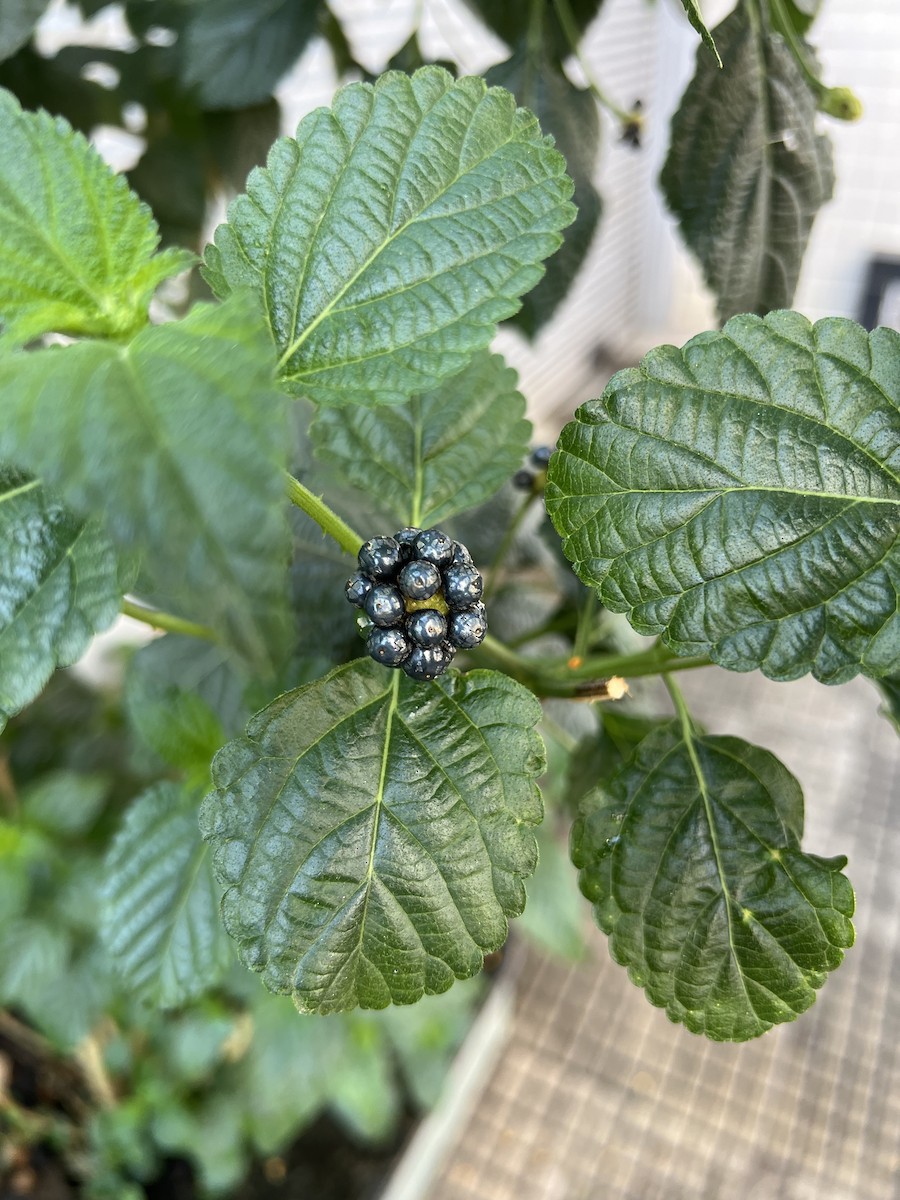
xmin=121 ymin=599 xmax=219 ymax=642
xmin=553 ymin=0 xmax=640 ymax=125
xmin=662 ymin=672 xmax=693 ymax=734
xmin=483 ymin=491 xmax=538 ymax=603
xmin=766 ymin=0 xmax=862 ymax=119
xmin=285 ymin=472 xmax=363 ymax=556
xmin=572 ymin=589 xmax=598 ymax=662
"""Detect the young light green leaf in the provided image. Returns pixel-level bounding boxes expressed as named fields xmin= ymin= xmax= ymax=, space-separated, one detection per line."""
xmin=487 ymin=42 xmax=602 ymax=337
xmin=0 ymin=468 xmax=121 ymax=732
xmin=0 ymin=0 xmax=49 ymax=61
xmin=0 ymin=88 xmax=192 ymax=344
xmin=660 ymin=4 xmax=832 ymax=321
xmin=0 ymin=295 xmax=292 ymax=668
xmin=546 ymin=313 xmax=900 ymax=684
xmin=200 ymin=660 xmax=545 ymax=1014
xmin=101 ymin=782 xmax=232 ymax=1008
xmin=309 ymin=351 xmax=531 ymax=527
xmin=678 ymin=1 xmax=722 ymax=66
xmin=571 ymin=722 xmax=855 ymax=1041
xmin=179 ymin=0 xmax=321 ymax=110
xmin=203 ymin=67 xmax=575 ymax=405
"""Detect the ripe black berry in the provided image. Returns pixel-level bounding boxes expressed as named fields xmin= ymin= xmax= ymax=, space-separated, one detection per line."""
xmin=398 ymin=559 xmax=441 ymax=601
xmin=403 ymin=643 xmax=453 ymax=681
xmin=530 ymin=445 xmax=554 ymax=469
xmin=364 ymin=584 xmax=405 ymax=627
xmin=513 ymin=468 xmax=535 ymax=491
xmin=448 ymin=603 xmax=487 ymax=649
xmin=368 ymin=626 xmax=411 ymax=666
xmin=393 ymin=527 xmax=420 ymax=562
xmin=443 ymin=564 xmax=483 ymax=608
xmin=345 ymin=572 xmax=373 ymax=608
xmin=407 ymin=609 xmax=447 ymax=648
xmin=358 ymin=536 xmax=401 ymax=579
xmin=413 ymin=528 xmax=454 ymax=568
xmin=450 ymin=542 xmax=473 ymax=567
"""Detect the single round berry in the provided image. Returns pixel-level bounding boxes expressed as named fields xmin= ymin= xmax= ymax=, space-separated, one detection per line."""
xmin=513 ymin=468 xmax=535 ymax=491
xmin=358 ymin=536 xmax=401 ymax=580
xmin=393 ymin=527 xmax=420 ymax=562
xmin=398 ymin=558 xmax=441 ymax=601
xmin=443 ymin=564 xmax=484 ymax=608
xmin=364 ymin=584 xmax=405 ymax=627
xmin=367 ymin=626 xmax=411 ymax=666
xmin=345 ymin=571 xmax=373 ymax=608
xmin=413 ymin=527 xmax=454 ymax=568
xmin=407 ymin=608 xmax=447 ymax=648
xmin=448 ymin=603 xmax=487 ymax=649
xmin=530 ymin=445 xmax=554 ymax=469
xmin=449 ymin=541 xmax=473 ymax=567
xmin=403 ymin=643 xmax=453 ymax=681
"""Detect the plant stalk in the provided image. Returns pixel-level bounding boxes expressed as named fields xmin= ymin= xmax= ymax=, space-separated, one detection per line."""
xmin=284 ymin=472 xmax=363 ymax=556
xmin=121 ymin=599 xmax=219 ymax=642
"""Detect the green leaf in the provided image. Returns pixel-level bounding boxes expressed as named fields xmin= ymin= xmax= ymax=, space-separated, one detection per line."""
xmin=179 ymin=0 xmax=320 ymax=110
xmin=310 ymin=351 xmax=531 ymax=527
xmin=571 ymin=722 xmax=854 ymax=1041
xmin=660 ymin=4 xmax=833 ymax=322
xmin=0 ymin=88 xmax=192 ymax=344
xmin=21 ymin=769 xmax=109 ymax=837
xmin=0 ymin=468 xmax=121 ymax=732
xmin=0 ymin=0 xmax=49 ymax=62
xmin=487 ymin=41 xmax=602 ymax=337
xmin=875 ymin=675 xmax=900 ymax=735
xmin=546 ymin=313 xmax=900 ymax=684
xmin=678 ymin=0 xmax=722 ymax=66
xmin=201 ymin=660 xmax=545 ymax=1014
xmin=0 ymin=295 xmax=292 ymax=668
xmin=774 ymin=0 xmax=822 ymax=36
xmin=203 ymin=67 xmax=575 ymax=405
xmin=101 ymin=782 xmax=232 ymax=1008
xmin=463 ymin=0 xmax=605 ymax=62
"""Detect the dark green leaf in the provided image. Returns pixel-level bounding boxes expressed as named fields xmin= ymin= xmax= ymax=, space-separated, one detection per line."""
xmin=179 ymin=0 xmax=320 ymax=110
xmin=487 ymin=43 xmax=602 ymax=336
xmin=201 ymin=660 xmax=545 ymax=1014
xmin=0 ymin=469 xmax=121 ymax=732
xmin=203 ymin=67 xmax=575 ymax=405
xmin=678 ymin=0 xmax=722 ymax=66
xmin=101 ymin=782 xmax=232 ymax=1007
xmin=0 ymin=0 xmax=49 ymax=62
xmin=21 ymin=769 xmax=109 ymax=837
xmin=546 ymin=313 xmax=900 ymax=684
xmin=660 ymin=4 xmax=833 ymax=321
xmin=310 ymin=351 xmax=531 ymax=527
xmin=463 ymin=0 xmax=605 ymax=61
xmin=0 ymin=87 xmax=192 ymax=343
xmin=571 ymin=722 xmax=855 ymax=1041
xmin=0 ymin=295 xmax=292 ymax=668
xmin=875 ymin=675 xmax=900 ymax=735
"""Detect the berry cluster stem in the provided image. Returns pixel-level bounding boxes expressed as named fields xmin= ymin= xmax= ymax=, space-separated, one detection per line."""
xmin=121 ymin=599 xmax=219 ymax=642
xmin=284 ymin=472 xmax=363 ymax=556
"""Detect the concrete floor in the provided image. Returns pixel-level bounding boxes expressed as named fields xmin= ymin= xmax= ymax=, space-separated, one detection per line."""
xmin=431 ymin=669 xmax=900 ymax=1200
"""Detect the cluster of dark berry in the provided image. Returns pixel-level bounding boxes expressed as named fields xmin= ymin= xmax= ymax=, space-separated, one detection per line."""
xmin=513 ymin=444 xmax=554 ymax=491
xmin=345 ymin=527 xmax=487 ymax=681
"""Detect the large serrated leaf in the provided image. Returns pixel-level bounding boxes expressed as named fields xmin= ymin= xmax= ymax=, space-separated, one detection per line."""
xmin=546 ymin=312 xmax=900 ymax=684
xmin=309 ymin=351 xmax=530 ymax=527
xmin=179 ymin=0 xmax=320 ymax=110
xmin=200 ymin=660 xmax=545 ymax=1014
xmin=660 ymin=4 xmax=833 ymax=321
xmin=571 ymin=722 xmax=854 ymax=1041
xmin=0 ymin=468 xmax=121 ymax=731
xmin=0 ymin=295 xmax=291 ymax=668
xmin=101 ymin=782 xmax=232 ymax=1008
xmin=202 ymin=67 xmax=575 ymax=406
xmin=0 ymin=88 xmax=192 ymax=344
xmin=487 ymin=39 xmax=602 ymax=337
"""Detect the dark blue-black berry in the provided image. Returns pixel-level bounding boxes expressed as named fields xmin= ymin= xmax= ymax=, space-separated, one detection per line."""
xmin=513 ymin=468 xmax=535 ymax=491
xmin=364 ymin=584 xmax=405 ymax=627
xmin=413 ymin=528 xmax=454 ymax=568
xmin=530 ymin=445 xmax=554 ymax=469
xmin=403 ymin=643 xmax=453 ymax=681
xmin=345 ymin=572 xmax=373 ymax=608
xmin=407 ymin=609 xmax=447 ymax=648
xmin=450 ymin=542 xmax=474 ymax=567
xmin=368 ymin=626 xmax=411 ymax=666
xmin=448 ymin=603 xmax=487 ymax=649
xmin=358 ymin=536 xmax=401 ymax=580
xmin=398 ymin=559 xmax=441 ymax=601
xmin=443 ymin=563 xmax=483 ymax=608
xmin=393 ymin=527 xmax=420 ymax=562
